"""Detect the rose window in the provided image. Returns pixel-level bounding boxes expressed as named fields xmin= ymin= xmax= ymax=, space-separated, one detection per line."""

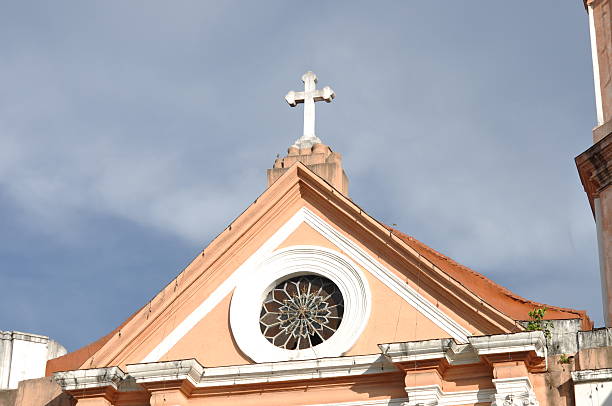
xmin=259 ymin=275 xmax=344 ymax=350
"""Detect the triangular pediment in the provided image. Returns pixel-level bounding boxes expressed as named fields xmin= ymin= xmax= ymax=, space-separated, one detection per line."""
xmin=48 ymin=162 xmax=586 ymax=372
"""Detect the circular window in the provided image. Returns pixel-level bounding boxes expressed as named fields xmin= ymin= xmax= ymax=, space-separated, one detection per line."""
xmin=259 ymin=275 xmax=344 ymax=350
xmin=230 ymin=246 xmax=371 ymax=362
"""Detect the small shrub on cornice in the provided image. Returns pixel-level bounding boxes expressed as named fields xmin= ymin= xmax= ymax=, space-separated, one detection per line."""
xmin=526 ymin=307 xmax=553 ymax=341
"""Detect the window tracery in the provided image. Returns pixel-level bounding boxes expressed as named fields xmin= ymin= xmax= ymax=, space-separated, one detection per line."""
xmin=259 ymin=275 xmax=344 ymax=350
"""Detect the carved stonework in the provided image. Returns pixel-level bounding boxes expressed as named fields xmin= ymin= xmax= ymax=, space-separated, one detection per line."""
xmin=491 ymin=377 xmax=539 ymax=406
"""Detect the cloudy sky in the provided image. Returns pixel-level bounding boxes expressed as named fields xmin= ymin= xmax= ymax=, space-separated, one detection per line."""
xmin=0 ymin=2 xmax=601 ymax=351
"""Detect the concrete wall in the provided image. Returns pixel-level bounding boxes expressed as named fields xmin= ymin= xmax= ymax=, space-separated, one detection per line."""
xmin=0 ymin=390 xmax=16 ymax=406
xmin=0 ymin=332 xmax=66 ymax=390
xmin=0 ymin=377 xmax=72 ymax=406
xmin=573 ymin=369 xmax=612 ymax=406
xmin=575 ymin=380 xmax=612 ymax=405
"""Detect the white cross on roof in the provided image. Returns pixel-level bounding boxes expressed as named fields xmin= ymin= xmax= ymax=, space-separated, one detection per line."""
xmin=285 ymin=71 xmax=335 ymax=149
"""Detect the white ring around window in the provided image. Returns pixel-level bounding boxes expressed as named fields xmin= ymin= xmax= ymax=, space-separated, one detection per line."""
xmin=229 ymin=245 xmax=372 ymax=363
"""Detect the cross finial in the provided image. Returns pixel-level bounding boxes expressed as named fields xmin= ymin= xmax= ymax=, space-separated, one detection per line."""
xmin=285 ymin=71 xmax=335 ymax=149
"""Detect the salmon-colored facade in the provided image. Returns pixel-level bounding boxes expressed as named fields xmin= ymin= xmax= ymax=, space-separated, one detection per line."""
xmin=41 ymin=151 xmax=594 ymax=405
xmin=9 ymin=5 xmax=608 ymax=404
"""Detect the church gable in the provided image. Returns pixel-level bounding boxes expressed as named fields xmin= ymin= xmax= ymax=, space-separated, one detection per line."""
xmin=50 ymin=163 xmax=534 ymax=372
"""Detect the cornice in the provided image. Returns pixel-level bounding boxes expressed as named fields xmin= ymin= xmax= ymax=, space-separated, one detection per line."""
xmin=469 ymin=331 xmax=546 ymax=358
xmin=379 ymin=339 xmax=452 ymax=362
xmin=380 ymin=331 xmax=545 ymax=368
xmin=572 ymin=368 xmax=612 ymax=383
xmin=127 ymin=354 xmax=396 ymax=389
xmin=54 ymin=366 xmax=126 ymax=392
xmin=55 ymin=331 xmax=546 ymax=401
xmin=0 ymin=330 xmax=49 ymax=343
xmin=127 ymin=359 xmax=203 ymax=386
xmin=576 ymin=131 xmax=612 ymax=214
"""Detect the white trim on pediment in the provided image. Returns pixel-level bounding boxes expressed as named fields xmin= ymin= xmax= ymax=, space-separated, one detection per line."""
xmin=142 ymin=207 xmax=471 ymax=363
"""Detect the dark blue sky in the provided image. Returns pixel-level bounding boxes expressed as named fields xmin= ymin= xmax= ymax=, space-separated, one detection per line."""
xmin=0 ymin=1 xmax=601 ymax=351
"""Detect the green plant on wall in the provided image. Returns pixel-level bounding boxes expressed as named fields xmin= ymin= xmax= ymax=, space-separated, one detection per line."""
xmin=526 ymin=307 xmax=553 ymax=340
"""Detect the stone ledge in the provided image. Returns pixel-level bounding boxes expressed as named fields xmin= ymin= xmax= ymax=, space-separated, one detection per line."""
xmin=0 ymin=331 xmax=49 ymax=344
xmin=572 ymin=368 xmax=612 ymax=383
xmin=469 ymin=331 xmax=546 ymax=358
xmin=54 ymin=367 xmax=125 ymax=391
xmin=380 ymin=332 xmax=546 ymax=367
xmin=127 ymin=354 xmax=395 ymax=388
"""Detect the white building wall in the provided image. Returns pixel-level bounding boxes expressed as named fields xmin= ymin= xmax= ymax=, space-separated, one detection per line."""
xmin=0 ymin=331 xmax=67 ymax=390
xmin=573 ymin=369 xmax=612 ymax=406
xmin=575 ymin=381 xmax=612 ymax=405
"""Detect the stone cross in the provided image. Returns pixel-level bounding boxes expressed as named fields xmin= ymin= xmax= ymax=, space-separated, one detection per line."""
xmin=285 ymin=71 xmax=335 ymax=149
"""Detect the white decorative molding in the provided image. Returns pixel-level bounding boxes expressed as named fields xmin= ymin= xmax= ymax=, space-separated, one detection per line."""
xmin=469 ymin=331 xmax=545 ymax=357
xmin=230 ymin=245 xmax=371 ymax=362
xmin=379 ymin=339 xmax=479 ymax=366
xmin=380 ymin=339 xmax=452 ymax=363
xmin=54 ymin=367 xmax=126 ymax=391
xmin=491 ymin=377 xmax=538 ymax=406
xmin=127 ymin=359 xmax=203 ymax=386
xmin=381 ymin=333 xmax=546 ymax=406
xmin=572 ymin=368 xmax=612 ymax=383
xmin=127 ymin=354 xmax=396 ymax=388
xmin=403 ymin=384 xmax=495 ymax=406
xmin=143 ymin=206 xmax=471 ymax=363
